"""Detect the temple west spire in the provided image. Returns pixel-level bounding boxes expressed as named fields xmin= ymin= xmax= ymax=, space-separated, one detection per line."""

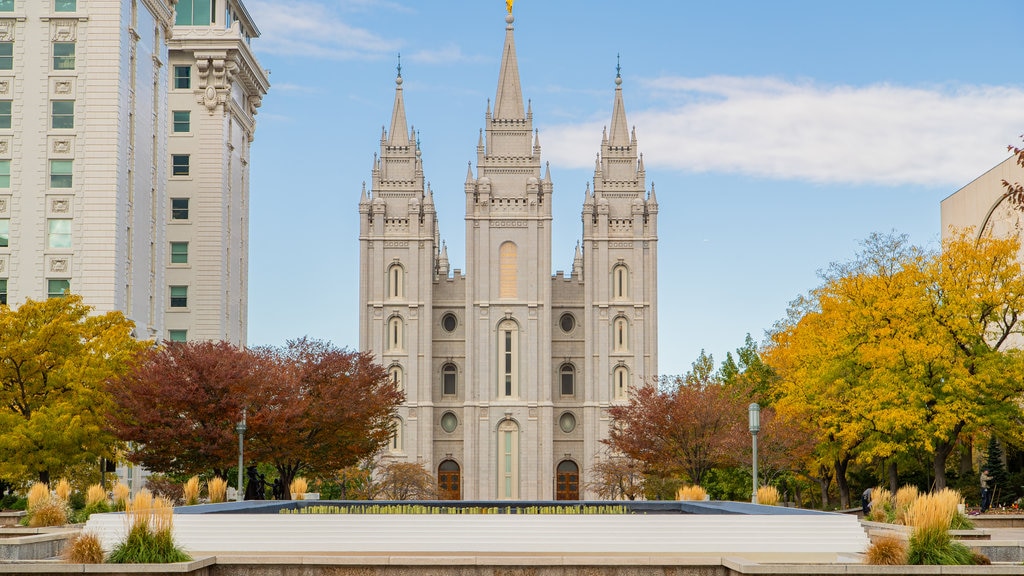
xmin=388 ymin=66 xmax=410 ymax=147
xmin=608 ymin=64 xmax=630 ymax=148
xmin=493 ymin=13 xmax=525 ymax=120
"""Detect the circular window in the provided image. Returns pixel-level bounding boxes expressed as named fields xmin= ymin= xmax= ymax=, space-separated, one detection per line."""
xmin=441 ymin=313 xmax=458 ymax=333
xmin=559 ymin=313 xmax=576 ymax=333
xmin=558 ymin=412 xmax=576 ymax=433
xmin=441 ymin=411 xmax=459 ymax=433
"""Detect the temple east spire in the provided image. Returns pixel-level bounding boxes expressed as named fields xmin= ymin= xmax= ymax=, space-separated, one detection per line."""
xmin=493 ymin=13 xmax=525 ymax=120
xmin=608 ymin=55 xmax=630 ymax=149
xmin=388 ymin=56 xmax=410 ymax=147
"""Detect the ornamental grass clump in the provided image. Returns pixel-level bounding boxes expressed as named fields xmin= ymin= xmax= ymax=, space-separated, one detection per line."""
xmin=675 ymin=485 xmax=707 ymax=501
xmin=54 ymin=478 xmax=72 ymax=503
xmin=64 ymin=532 xmax=105 ymax=564
xmin=182 ymin=476 xmax=200 ymax=506
xmin=207 ymin=477 xmax=227 ymax=503
xmin=112 ymin=482 xmax=130 ymax=512
xmin=25 ymin=482 xmax=69 ymax=527
xmin=108 ymin=490 xmax=191 ymax=564
xmin=79 ymin=484 xmax=110 ymax=521
xmin=290 ymin=477 xmax=308 ymax=500
xmin=865 ymin=535 xmax=908 ymax=565
xmin=868 ymin=487 xmax=893 ymax=523
xmin=905 ymin=489 xmax=978 ymax=565
xmin=757 ymin=485 xmax=780 ymax=506
xmin=894 ymin=485 xmax=919 ymax=525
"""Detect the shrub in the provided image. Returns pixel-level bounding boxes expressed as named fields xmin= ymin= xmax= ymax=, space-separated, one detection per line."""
xmin=112 ymin=483 xmax=130 ymax=511
xmin=145 ymin=474 xmax=183 ymax=505
xmin=26 ymin=482 xmax=69 ymax=527
xmin=290 ymin=477 xmax=308 ymax=500
xmin=675 ymin=485 xmax=707 ymax=501
xmin=64 ymin=532 xmax=105 ymax=564
xmin=207 ymin=477 xmax=227 ymax=503
xmin=905 ymin=489 xmax=977 ymax=565
xmin=865 ymin=535 xmax=907 ymax=565
xmin=756 ymin=485 xmax=780 ymax=506
xmin=108 ymin=491 xmax=191 ymax=564
xmin=182 ymin=476 xmax=200 ymax=506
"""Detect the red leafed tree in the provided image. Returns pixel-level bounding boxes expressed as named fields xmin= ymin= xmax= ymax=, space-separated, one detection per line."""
xmin=107 ymin=341 xmax=269 ymax=478
xmin=605 ymin=376 xmax=746 ymax=486
xmin=245 ymin=338 xmax=403 ymax=495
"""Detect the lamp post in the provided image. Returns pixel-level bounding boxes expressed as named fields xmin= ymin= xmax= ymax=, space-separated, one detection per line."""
xmin=235 ymin=408 xmax=247 ymax=502
xmin=749 ymin=402 xmax=760 ymax=504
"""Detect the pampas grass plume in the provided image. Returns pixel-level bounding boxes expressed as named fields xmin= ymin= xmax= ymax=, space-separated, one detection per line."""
xmin=112 ymin=482 xmax=130 ymax=511
xmin=54 ymin=478 xmax=72 ymax=502
xmin=291 ymin=477 xmax=308 ymax=500
xmin=675 ymin=485 xmax=707 ymax=501
xmin=757 ymin=485 xmax=780 ymax=506
xmin=894 ymin=485 xmax=919 ymax=524
xmin=869 ymin=487 xmax=892 ymax=522
xmin=27 ymin=482 xmax=50 ymax=511
xmin=207 ymin=477 xmax=227 ymax=503
xmin=85 ymin=484 xmax=107 ymax=508
xmin=866 ymin=535 xmax=907 ymax=565
xmin=182 ymin=476 xmax=200 ymax=506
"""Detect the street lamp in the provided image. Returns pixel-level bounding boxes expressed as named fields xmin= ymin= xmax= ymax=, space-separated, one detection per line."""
xmin=235 ymin=409 xmax=247 ymax=502
xmin=749 ymin=402 xmax=760 ymax=504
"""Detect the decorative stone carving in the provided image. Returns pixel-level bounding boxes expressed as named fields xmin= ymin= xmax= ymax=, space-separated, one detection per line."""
xmin=609 ymin=241 xmax=633 ymax=249
xmin=528 ymin=408 xmax=537 ymax=419
xmin=0 ymin=139 xmax=9 ymax=158
xmin=52 ymin=139 xmax=71 ymax=154
xmin=408 ymin=408 xmax=417 ymax=419
xmin=51 ymin=199 xmax=70 ymax=214
xmin=383 ymin=241 xmax=409 ymax=248
xmin=54 ymin=80 xmax=73 ymax=95
xmin=194 ymin=56 xmax=237 ymax=113
xmin=0 ymin=20 xmax=14 ymax=42
xmin=51 ymin=19 xmax=77 ymax=42
xmin=0 ymin=258 xmax=5 ymax=274
xmin=0 ymin=80 xmax=8 ymax=96
xmin=491 ymin=220 xmax=528 ymax=228
xmin=0 ymin=199 xmax=7 ymax=214
xmin=480 ymin=408 xmax=488 ymax=418
xmin=49 ymin=258 xmax=69 ymax=273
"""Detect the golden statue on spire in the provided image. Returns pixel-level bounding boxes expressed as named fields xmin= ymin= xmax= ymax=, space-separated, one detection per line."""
xmin=506 ymin=0 xmax=513 ymax=14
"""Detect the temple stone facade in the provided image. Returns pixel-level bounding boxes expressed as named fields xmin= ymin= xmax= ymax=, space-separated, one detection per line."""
xmin=358 ymin=12 xmax=658 ymax=500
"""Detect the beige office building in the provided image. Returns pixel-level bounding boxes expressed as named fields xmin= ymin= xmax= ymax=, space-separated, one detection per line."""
xmin=6 ymin=0 xmax=267 ymax=346
xmin=941 ymin=155 xmax=1024 ymax=243
xmin=359 ymin=12 xmax=659 ymax=500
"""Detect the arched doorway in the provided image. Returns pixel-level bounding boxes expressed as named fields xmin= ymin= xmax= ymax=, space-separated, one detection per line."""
xmin=438 ymin=460 xmax=461 ymax=500
xmin=556 ymin=460 xmax=579 ymax=501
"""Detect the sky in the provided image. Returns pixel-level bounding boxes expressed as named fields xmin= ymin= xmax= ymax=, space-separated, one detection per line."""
xmin=243 ymin=0 xmax=1024 ymax=377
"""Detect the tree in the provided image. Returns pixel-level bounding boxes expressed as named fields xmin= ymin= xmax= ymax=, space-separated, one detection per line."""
xmin=107 ymin=341 xmax=270 ymax=478
xmin=375 ymin=461 xmax=438 ymax=500
xmin=606 ymin=352 xmax=745 ymax=486
xmin=245 ymin=338 xmax=403 ymax=495
xmin=0 ymin=295 xmax=145 ymax=484
xmin=983 ymin=436 xmax=1011 ymax=506
xmin=586 ymin=452 xmax=646 ymax=500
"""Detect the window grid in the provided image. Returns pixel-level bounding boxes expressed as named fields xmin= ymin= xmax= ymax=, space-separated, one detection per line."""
xmin=47 ymin=219 xmax=71 ymax=249
xmin=170 ymin=285 xmax=188 ymax=308
xmin=0 ymin=42 xmax=12 ymax=70
xmin=173 ymin=66 xmax=191 ymax=89
xmin=0 ymin=101 xmax=11 ymax=129
xmin=0 ymin=278 xmax=6 ymax=305
xmin=54 ymin=0 xmax=76 ymax=11
xmin=47 ymin=279 xmax=70 ymax=299
xmin=171 ymin=198 xmax=189 ymax=220
xmin=52 ymin=43 xmax=74 ymax=70
xmin=172 ymin=110 xmax=190 ymax=133
xmin=0 ymin=219 xmax=8 ymax=248
xmin=50 ymin=160 xmax=72 ymax=188
xmin=168 ymin=329 xmax=187 ymax=342
xmin=0 ymin=160 xmax=9 ymax=188
xmin=171 ymin=154 xmax=190 ymax=176
xmin=0 ymin=0 xmax=12 ymax=11
xmin=170 ymin=242 xmax=188 ymax=264
xmin=51 ymin=100 xmax=74 ymax=129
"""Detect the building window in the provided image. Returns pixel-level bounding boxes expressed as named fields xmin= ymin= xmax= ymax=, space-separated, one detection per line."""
xmin=442 ymin=363 xmax=457 ymax=396
xmin=0 ymin=218 xmax=8 ymax=247
xmin=388 ymin=365 xmax=403 ymax=392
xmin=171 ymin=198 xmax=189 ymax=220
xmin=613 ymin=365 xmax=630 ymax=400
xmin=54 ymin=0 xmax=75 ymax=11
xmin=47 ymin=279 xmax=70 ymax=299
xmin=173 ymin=66 xmax=191 ymax=89
xmin=612 ymin=264 xmax=629 ymax=300
xmin=497 ymin=419 xmax=519 ymax=499
xmin=168 ymin=329 xmax=187 ymax=342
xmin=0 ymin=278 xmax=6 ymax=305
xmin=441 ymin=312 xmax=457 ymax=333
xmin=441 ymin=411 xmax=458 ymax=433
xmin=387 ymin=263 xmax=403 ymax=299
xmin=0 ymin=42 xmax=12 ymax=70
xmin=613 ymin=316 xmax=629 ymax=352
xmin=498 ymin=319 xmax=518 ymax=397
xmin=50 ymin=160 xmax=72 ymax=188
xmin=499 ymin=241 xmax=517 ymax=299
xmin=170 ymin=285 xmax=188 ymax=308
xmin=170 ymin=242 xmax=188 ymax=264
xmin=0 ymin=101 xmax=11 ymax=129
xmin=175 ymin=0 xmax=212 ymax=26
xmin=389 ymin=417 xmax=403 ymax=453
xmin=387 ymin=316 xmax=403 ymax=351
xmin=560 ymin=363 xmax=575 ymax=396
xmin=0 ymin=160 xmax=9 ymax=188
xmin=172 ymin=154 xmax=190 ymax=176
xmin=51 ymin=101 xmax=74 ymax=129
xmin=52 ymin=43 xmax=74 ymax=70
xmin=47 ymin=219 xmax=71 ymax=249
xmin=559 ymin=312 xmax=575 ymax=333
xmin=172 ymin=110 xmax=190 ymax=133
xmin=558 ymin=412 xmax=576 ymax=434
xmin=0 ymin=1 xmax=11 ymax=12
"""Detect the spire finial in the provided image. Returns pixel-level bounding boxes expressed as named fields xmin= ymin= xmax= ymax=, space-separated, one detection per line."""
xmin=397 ymin=53 xmax=402 ymax=80
xmin=615 ymin=53 xmax=622 ymax=86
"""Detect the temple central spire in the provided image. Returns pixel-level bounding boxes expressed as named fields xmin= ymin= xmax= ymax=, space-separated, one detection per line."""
xmin=493 ymin=13 xmax=525 ymax=120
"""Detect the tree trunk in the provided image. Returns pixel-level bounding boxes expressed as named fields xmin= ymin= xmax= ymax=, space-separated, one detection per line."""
xmin=932 ymin=422 xmax=965 ymax=491
xmin=960 ymin=438 xmax=974 ymax=476
xmin=816 ymin=465 xmax=833 ymax=509
xmin=38 ymin=470 xmax=50 ymax=485
xmin=835 ymin=457 xmax=851 ymax=509
xmin=888 ymin=461 xmax=898 ymax=494
xmin=276 ymin=463 xmax=302 ymax=500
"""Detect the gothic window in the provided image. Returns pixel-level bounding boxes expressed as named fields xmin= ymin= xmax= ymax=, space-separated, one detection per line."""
xmin=498 ymin=319 xmax=519 ymax=397
xmin=387 ymin=263 xmax=404 ymax=299
xmin=387 ymin=316 xmax=403 ymax=351
xmin=389 ymin=417 xmax=403 ymax=453
xmin=499 ymin=242 xmax=517 ymax=299
xmin=613 ymin=365 xmax=630 ymax=400
xmin=612 ymin=264 xmax=629 ymax=300
xmin=442 ymin=363 xmax=457 ymax=396
xmin=560 ymin=363 xmax=575 ymax=397
xmin=388 ymin=364 xmax=403 ymax=392
xmin=613 ymin=316 xmax=629 ymax=352
xmin=497 ymin=419 xmax=519 ymax=499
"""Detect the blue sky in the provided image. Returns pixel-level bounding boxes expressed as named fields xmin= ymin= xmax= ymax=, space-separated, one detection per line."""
xmin=243 ymin=0 xmax=1024 ymax=377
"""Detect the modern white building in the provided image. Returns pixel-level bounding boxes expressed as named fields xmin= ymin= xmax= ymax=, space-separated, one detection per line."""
xmin=359 ymin=11 xmax=659 ymax=500
xmin=941 ymin=155 xmax=1024 ymax=243
xmin=5 ymin=0 xmax=267 ymax=348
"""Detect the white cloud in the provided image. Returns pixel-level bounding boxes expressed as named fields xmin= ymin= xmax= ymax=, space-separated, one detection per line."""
xmin=541 ymin=76 xmax=1024 ymax=187
xmin=246 ymin=0 xmax=399 ymax=60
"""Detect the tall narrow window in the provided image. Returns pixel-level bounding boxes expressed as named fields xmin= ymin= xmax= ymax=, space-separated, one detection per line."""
xmin=170 ymin=286 xmax=188 ymax=308
xmin=498 ymin=319 xmax=518 ymax=397
xmin=51 ymin=101 xmax=74 ymax=129
xmin=172 ymin=154 xmax=190 ymax=176
xmin=0 ymin=278 xmax=7 ymax=305
xmin=0 ymin=101 xmax=10 ymax=129
xmin=0 ymin=43 xmax=12 ymax=70
xmin=613 ymin=366 xmax=630 ymax=400
xmin=497 ymin=419 xmax=519 ymax=499
xmin=52 ymin=43 xmax=74 ymax=70
xmin=50 ymin=160 xmax=72 ymax=188
xmin=47 ymin=219 xmax=71 ymax=249
xmin=172 ymin=110 xmax=190 ymax=133
xmin=173 ymin=66 xmax=191 ymax=89
xmin=387 ymin=263 xmax=403 ymax=299
xmin=0 ymin=219 xmax=8 ymax=247
xmin=389 ymin=418 xmax=403 ymax=453
xmin=0 ymin=160 xmax=9 ymax=188
xmin=560 ymin=363 xmax=575 ymax=396
xmin=47 ymin=279 xmax=70 ymax=299
xmin=613 ymin=316 xmax=629 ymax=352
xmin=387 ymin=316 xmax=403 ymax=351
xmin=170 ymin=242 xmax=188 ymax=264
xmin=499 ymin=242 xmax=517 ymax=299
xmin=171 ymin=198 xmax=189 ymax=220
xmin=612 ymin=264 xmax=629 ymax=299
xmin=442 ymin=363 xmax=457 ymax=396
xmin=388 ymin=365 xmax=403 ymax=392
